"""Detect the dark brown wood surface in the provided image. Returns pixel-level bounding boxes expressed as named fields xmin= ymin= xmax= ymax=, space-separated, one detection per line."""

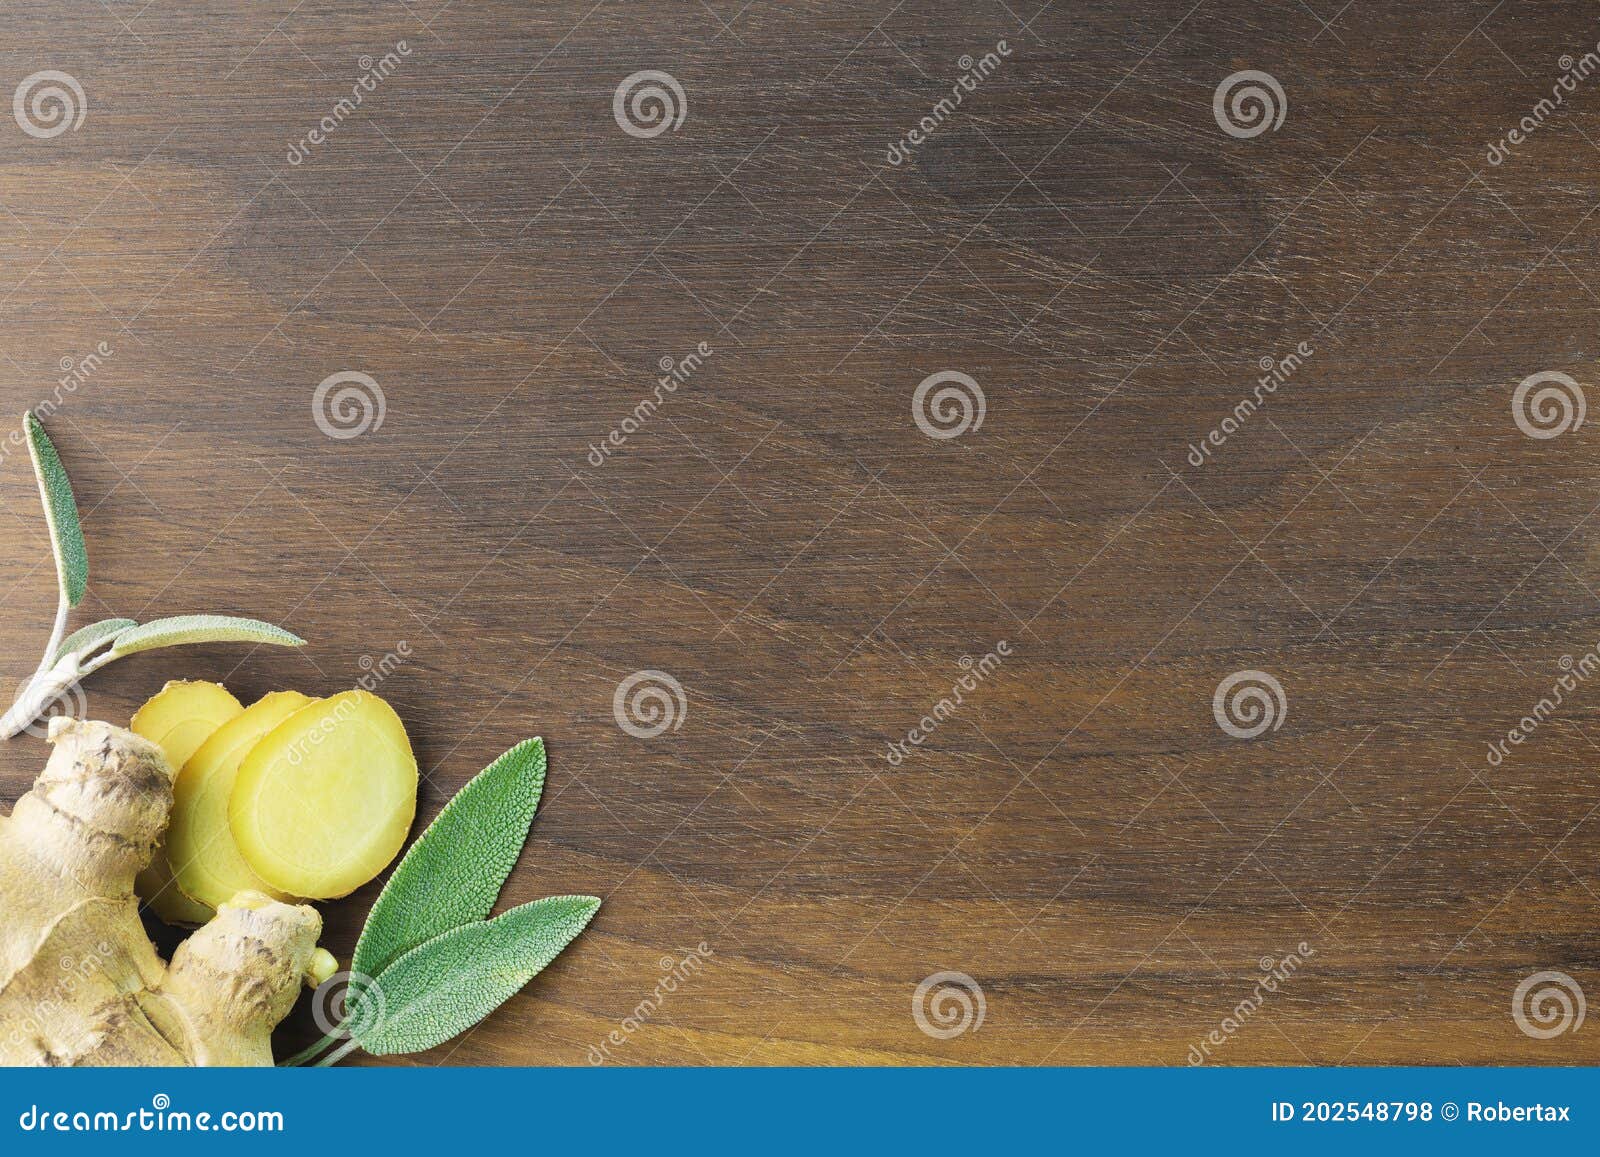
xmin=3 ymin=0 xmax=1599 ymax=1065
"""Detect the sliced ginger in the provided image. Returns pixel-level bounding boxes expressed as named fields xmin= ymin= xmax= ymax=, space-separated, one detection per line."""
xmin=130 ymin=679 xmax=244 ymax=767
xmin=131 ymin=679 xmax=243 ymax=925
xmin=168 ymin=690 xmax=315 ymax=911
xmin=230 ymin=690 xmax=419 ymax=900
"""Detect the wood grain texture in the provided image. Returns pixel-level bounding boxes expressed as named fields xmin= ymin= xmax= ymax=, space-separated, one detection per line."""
xmin=2 ymin=0 xmax=1599 ymax=1065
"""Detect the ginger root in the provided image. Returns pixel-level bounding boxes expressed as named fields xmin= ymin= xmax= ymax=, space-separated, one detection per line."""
xmin=0 ymin=718 xmax=322 ymax=1066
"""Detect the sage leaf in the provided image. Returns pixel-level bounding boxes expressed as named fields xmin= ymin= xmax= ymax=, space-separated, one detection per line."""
xmin=2 ymin=422 xmax=311 ymax=740
xmin=351 ymin=895 xmax=601 ymax=1056
xmin=52 ymin=617 xmax=137 ymax=666
xmin=353 ymin=738 xmax=547 ymax=979
xmin=107 ymin=614 xmax=304 ymax=658
xmin=25 ymin=413 xmax=87 ymax=608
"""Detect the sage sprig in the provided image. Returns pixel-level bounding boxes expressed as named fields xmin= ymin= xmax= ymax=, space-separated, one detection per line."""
xmin=346 ymin=895 xmax=602 ymax=1057
xmin=0 ymin=414 xmax=304 ymax=738
xmin=286 ymin=738 xmax=601 ymax=1066
xmin=353 ymin=738 xmax=549 ymax=978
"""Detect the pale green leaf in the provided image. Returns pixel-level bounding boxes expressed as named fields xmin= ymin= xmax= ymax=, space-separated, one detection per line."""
xmin=351 ymin=895 xmax=601 ymax=1056
xmin=353 ymin=738 xmax=546 ymax=979
xmin=52 ymin=618 xmax=136 ymax=666
xmin=108 ymin=614 xmax=303 ymax=658
xmin=25 ymin=414 xmax=87 ymax=608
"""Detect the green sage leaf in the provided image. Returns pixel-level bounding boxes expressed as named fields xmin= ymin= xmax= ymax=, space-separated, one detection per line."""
xmin=108 ymin=614 xmax=303 ymax=658
xmin=52 ymin=617 xmax=137 ymax=666
xmin=353 ymin=738 xmax=547 ymax=979
xmin=25 ymin=414 xmax=87 ymax=608
xmin=351 ymin=895 xmax=601 ymax=1056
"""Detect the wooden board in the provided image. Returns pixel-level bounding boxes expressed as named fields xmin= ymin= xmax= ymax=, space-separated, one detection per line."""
xmin=2 ymin=0 xmax=1598 ymax=1065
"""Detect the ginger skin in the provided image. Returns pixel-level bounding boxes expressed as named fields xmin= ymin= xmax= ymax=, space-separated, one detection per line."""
xmin=0 ymin=719 xmax=322 ymax=1066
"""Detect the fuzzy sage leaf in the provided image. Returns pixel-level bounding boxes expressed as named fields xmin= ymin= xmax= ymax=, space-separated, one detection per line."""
xmin=106 ymin=615 xmax=304 ymax=659
xmin=52 ymin=618 xmax=136 ymax=666
xmin=353 ymin=738 xmax=547 ymax=979
xmin=348 ymin=895 xmax=601 ymax=1056
xmin=3 ymin=417 xmax=306 ymax=740
xmin=24 ymin=413 xmax=87 ymax=610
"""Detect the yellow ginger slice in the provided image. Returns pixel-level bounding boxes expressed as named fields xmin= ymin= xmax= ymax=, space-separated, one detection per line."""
xmin=168 ymin=690 xmax=315 ymax=911
xmin=230 ymin=690 xmax=418 ymax=900
xmin=130 ymin=680 xmax=243 ymax=925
